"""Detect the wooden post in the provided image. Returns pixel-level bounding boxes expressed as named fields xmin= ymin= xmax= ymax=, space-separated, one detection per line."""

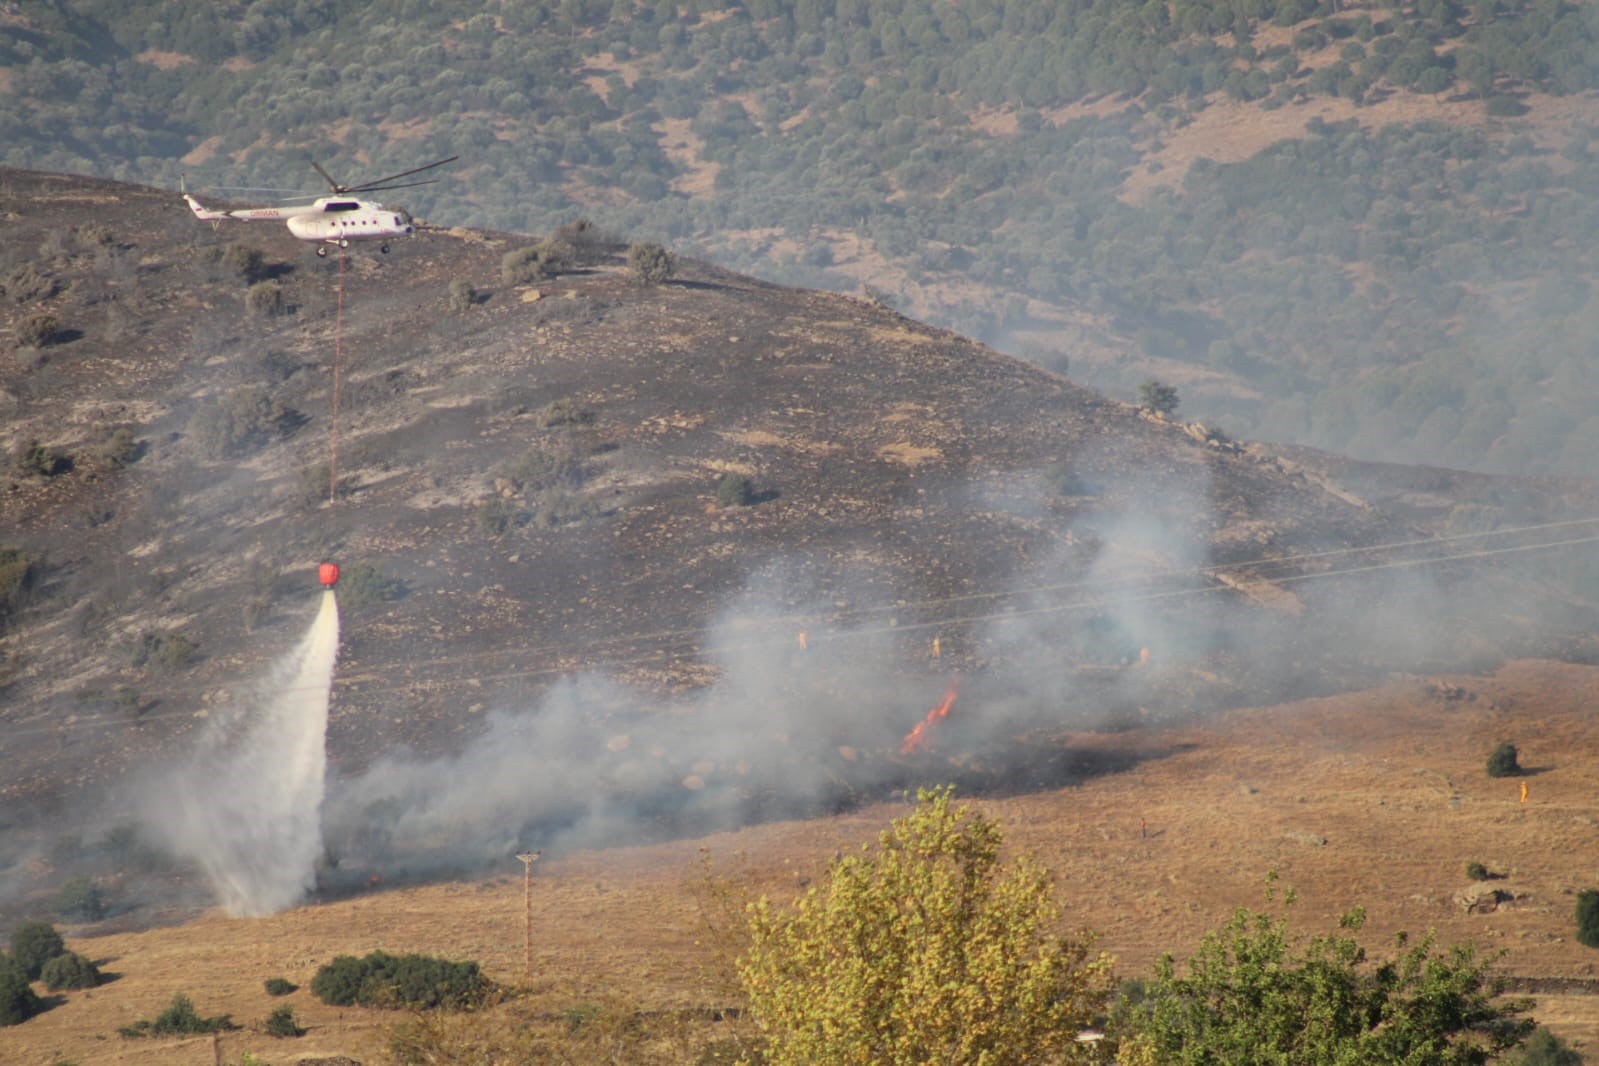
xmin=516 ymin=850 xmax=541 ymax=977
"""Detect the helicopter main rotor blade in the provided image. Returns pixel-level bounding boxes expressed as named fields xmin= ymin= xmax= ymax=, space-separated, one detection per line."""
xmin=345 ymin=155 xmax=459 ymax=194
xmin=310 ymin=160 xmax=344 ymax=193
xmin=348 ymin=178 xmax=445 ymax=194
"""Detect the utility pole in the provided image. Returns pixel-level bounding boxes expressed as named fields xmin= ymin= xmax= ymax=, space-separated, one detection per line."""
xmin=516 ymin=850 xmax=541 ymax=977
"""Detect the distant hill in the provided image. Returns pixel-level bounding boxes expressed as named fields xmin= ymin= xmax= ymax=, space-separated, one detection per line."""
xmin=3 ymin=1 xmax=1598 ymax=476
xmin=3 ymin=168 xmax=1598 ymax=915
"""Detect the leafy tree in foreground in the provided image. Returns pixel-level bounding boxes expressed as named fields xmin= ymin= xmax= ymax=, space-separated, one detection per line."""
xmin=1108 ymin=877 xmax=1535 ymax=1065
xmin=738 ymin=786 xmax=1113 ymax=1066
xmin=1575 ymin=889 xmax=1599 ymax=949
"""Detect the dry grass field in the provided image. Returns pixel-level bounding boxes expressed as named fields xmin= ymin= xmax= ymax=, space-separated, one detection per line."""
xmin=5 ymin=657 xmax=1596 ymax=1066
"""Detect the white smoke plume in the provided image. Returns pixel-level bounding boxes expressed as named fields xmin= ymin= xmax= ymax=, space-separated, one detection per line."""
xmin=142 ymin=589 xmax=340 ymax=916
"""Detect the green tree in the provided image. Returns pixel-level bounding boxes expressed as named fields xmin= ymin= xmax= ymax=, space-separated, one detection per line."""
xmin=1576 ymin=889 xmax=1599 ymax=949
xmin=1109 ymin=879 xmax=1535 ymax=1065
xmin=627 ymin=241 xmax=675 ymax=285
xmin=1138 ymin=378 xmax=1180 ymax=416
xmin=40 ymin=950 xmax=101 ymax=991
xmin=1487 ymin=741 xmax=1521 ymax=777
xmin=9 ymin=921 xmax=64 ymax=980
xmin=0 ymin=968 xmax=42 ymax=1026
xmin=738 ymin=786 xmax=1113 ymax=1066
xmin=54 ymin=875 xmax=105 ymax=921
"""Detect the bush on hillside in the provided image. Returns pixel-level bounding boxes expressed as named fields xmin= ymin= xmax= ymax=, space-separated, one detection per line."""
xmin=40 ymin=950 xmax=101 ymax=991
xmin=0 ymin=547 xmax=41 ymax=631
xmin=448 ymin=277 xmax=476 ymax=311
xmin=188 ymin=385 xmax=293 ymax=459
xmin=0 ymin=969 xmax=42 ymax=1027
xmin=264 ymin=1003 xmax=305 ymax=1037
xmin=1138 ymin=378 xmax=1180 ymax=416
xmin=1576 ymin=889 xmax=1599 ymax=949
xmin=1507 ymin=1025 xmax=1584 ymax=1066
xmin=55 ymin=875 xmax=105 ymax=921
xmin=16 ymin=311 xmax=59 ymax=348
xmin=244 ymin=279 xmax=288 ymax=316
xmin=13 ymin=439 xmax=69 ymax=478
xmin=9 ymin=921 xmax=64 ymax=980
xmin=264 ymin=976 xmax=297 ymax=996
xmin=1464 ymin=861 xmax=1490 ymax=882
xmin=336 ymin=562 xmax=406 ymax=610
xmin=311 ymin=950 xmax=489 ymax=1010
xmin=129 ymin=630 xmax=198 ymax=674
xmin=118 ymin=993 xmax=237 ymax=1037
xmin=1486 ymin=741 xmax=1521 ymax=777
xmin=716 ymin=472 xmax=754 ymax=507
xmin=626 ymin=241 xmax=674 ymax=285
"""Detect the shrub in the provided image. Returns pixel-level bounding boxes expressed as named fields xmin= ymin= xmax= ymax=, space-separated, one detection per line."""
xmin=264 ymin=976 xmax=297 ymax=996
xmin=130 ymin=630 xmax=198 ymax=673
xmin=1577 ymin=889 xmax=1599 ymax=949
xmin=14 ymin=439 xmax=68 ymax=477
xmin=528 ymin=486 xmax=599 ymax=529
xmin=716 ymin=472 xmax=754 ymax=507
xmin=1486 ymin=96 xmax=1530 ymax=117
xmin=16 ymin=311 xmax=59 ymax=347
xmin=0 ymin=547 xmax=40 ymax=631
xmin=539 ymin=398 xmax=596 ymax=427
xmin=188 ymin=385 xmax=291 ymax=458
xmin=0 ymin=969 xmax=42 ymax=1026
xmin=55 ymin=875 xmax=105 ymax=921
xmin=1464 ymin=861 xmax=1489 ymax=882
xmin=9 ymin=922 xmax=64 ymax=980
xmin=448 ymin=278 xmax=476 ymax=311
xmin=1138 ymin=378 xmax=1180 ymax=416
xmin=1509 ymin=1026 xmax=1585 ymax=1066
xmin=502 ymin=443 xmax=584 ymax=492
xmin=626 ymin=241 xmax=675 ymax=285
xmin=1486 ymin=741 xmax=1521 ymax=778
xmin=119 ymin=993 xmax=237 ymax=1037
xmin=3 ymin=264 xmax=60 ymax=303
xmin=311 ymin=950 xmax=489 ymax=1011
xmin=264 ymin=1003 xmax=304 ymax=1037
xmin=222 ymin=243 xmax=266 ymax=282
xmin=475 ymin=498 xmax=518 ymax=538
xmin=337 ymin=562 xmax=406 ymax=610
xmin=244 ymin=280 xmax=288 ymax=316
xmin=40 ymin=951 xmax=101 ymax=990
xmin=502 ymin=245 xmax=555 ymax=284
xmin=98 ymin=425 xmax=142 ymax=467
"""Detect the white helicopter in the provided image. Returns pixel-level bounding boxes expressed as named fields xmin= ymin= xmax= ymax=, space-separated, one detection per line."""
xmin=183 ymin=156 xmax=457 ymax=256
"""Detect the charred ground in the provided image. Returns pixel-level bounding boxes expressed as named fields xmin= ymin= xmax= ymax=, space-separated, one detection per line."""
xmin=2 ymin=167 xmax=1598 ymax=899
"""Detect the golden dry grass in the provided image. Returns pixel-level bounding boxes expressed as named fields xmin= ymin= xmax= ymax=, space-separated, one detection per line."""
xmin=6 ymin=658 xmax=1598 ymax=1064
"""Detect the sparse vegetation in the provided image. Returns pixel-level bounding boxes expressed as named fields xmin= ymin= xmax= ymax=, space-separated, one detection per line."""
xmin=1576 ymin=889 xmax=1599 ymax=949
xmin=1465 ymin=860 xmax=1490 ymax=882
xmin=1487 ymin=741 xmax=1522 ymax=777
xmin=264 ymin=976 xmax=297 ymax=996
xmin=739 ymin=787 xmax=1111 ymax=1066
xmin=13 ymin=438 xmax=69 ymax=478
xmin=16 ymin=311 xmax=59 ymax=348
xmin=475 ymin=497 xmax=518 ymax=538
xmin=54 ymin=875 xmax=105 ymax=921
xmin=264 ymin=1003 xmax=305 ymax=1037
xmin=129 ymin=629 xmax=198 ymax=674
xmin=244 ymin=279 xmax=288 ymax=316
xmin=118 ymin=993 xmax=238 ymax=1038
xmin=501 ymin=442 xmax=585 ymax=492
xmin=448 ymin=277 xmax=476 ymax=311
xmin=715 ymin=472 xmax=754 ymax=507
xmin=528 ymin=485 xmax=599 ymax=529
xmin=310 ymin=950 xmax=490 ymax=1011
xmin=1138 ymin=378 xmax=1180 ymax=417
xmin=539 ymin=397 xmax=595 ymax=427
xmin=221 ymin=243 xmax=266 ymax=283
xmin=96 ymin=425 xmax=142 ymax=467
xmin=626 ymin=241 xmax=675 ymax=285
xmin=40 ymin=950 xmax=101 ymax=991
xmin=0 ymin=547 xmax=40 ymax=631
xmin=188 ymin=385 xmax=294 ymax=459
xmin=502 ymin=242 xmax=567 ymax=284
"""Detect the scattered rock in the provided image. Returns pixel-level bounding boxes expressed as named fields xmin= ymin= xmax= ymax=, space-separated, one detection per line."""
xmin=1454 ymin=883 xmax=1508 ymax=914
xmin=1283 ymin=830 xmax=1327 ymax=847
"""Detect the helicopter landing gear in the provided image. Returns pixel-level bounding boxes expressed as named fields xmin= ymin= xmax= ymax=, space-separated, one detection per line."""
xmin=339 ymin=239 xmax=349 ymax=249
xmin=380 ymin=243 xmax=389 ymax=254
xmin=316 ymin=245 xmax=328 ymax=257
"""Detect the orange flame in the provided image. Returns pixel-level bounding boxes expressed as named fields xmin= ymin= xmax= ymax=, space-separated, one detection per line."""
xmin=901 ymin=680 xmax=960 ymax=754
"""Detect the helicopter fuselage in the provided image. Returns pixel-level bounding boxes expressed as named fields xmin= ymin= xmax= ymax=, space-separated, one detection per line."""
xmin=285 ymin=198 xmax=414 ymax=251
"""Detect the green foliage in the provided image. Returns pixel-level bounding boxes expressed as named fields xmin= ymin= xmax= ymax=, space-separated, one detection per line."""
xmin=40 ymin=950 xmax=101 ymax=991
xmin=0 ymin=547 xmax=41 ymax=631
xmin=9 ymin=920 xmax=65 ymax=980
xmin=475 ymin=497 xmax=518 ymax=538
xmin=129 ymin=629 xmax=198 ymax=674
xmin=264 ymin=1003 xmax=305 ymax=1037
xmin=539 ymin=397 xmax=595 ymax=427
xmin=1576 ymin=889 xmax=1599 ymax=949
xmin=336 ymin=562 xmax=406 ymax=610
xmin=244 ymin=279 xmax=288 ymax=316
xmin=118 ymin=993 xmax=238 ymax=1037
xmin=501 ymin=442 xmax=585 ymax=492
xmin=1138 ymin=378 xmax=1181 ymax=416
xmin=16 ymin=311 xmax=59 ymax=347
xmin=1507 ymin=1026 xmax=1585 ymax=1066
xmin=1108 ymin=881 xmax=1535 ymax=1065
xmin=1487 ymin=741 xmax=1522 ymax=777
xmin=0 ymin=968 xmax=42 ymax=1027
xmin=14 ymin=438 xmax=68 ymax=477
xmin=3 ymin=264 xmax=60 ymax=304
xmin=626 ymin=241 xmax=675 ymax=285
xmin=310 ymin=950 xmax=490 ymax=1011
xmin=738 ymin=786 xmax=1113 ymax=1066
xmin=447 ymin=277 xmax=476 ymax=311
xmin=1465 ymin=860 xmax=1490 ymax=882
xmin=222 ymin=243 xmax=267 ymax=283
xmin=264 ymin=976 xmax=298 ymax=996
xmin=54 ymin=875 xmax=105 ymax=921
xmin=188 ymin=385 xmax=292 ymax=459
xmin=715 ymin=472 xmax=754 ymax=507
xmin=502 ymin=242 xmax=569 ymax=284
xmin=97 ymin=425 xmax=142 ymax=467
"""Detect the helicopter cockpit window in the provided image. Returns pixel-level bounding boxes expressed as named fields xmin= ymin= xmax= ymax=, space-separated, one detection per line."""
xmin=393 ymin=215 xmax=403 ymax=226
xmin=323 ymin=200 xmax=361 ymax=212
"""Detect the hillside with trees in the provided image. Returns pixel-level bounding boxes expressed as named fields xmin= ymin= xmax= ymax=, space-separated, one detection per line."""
xmin=4 ymin=0 xmax=1599 ymax=474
